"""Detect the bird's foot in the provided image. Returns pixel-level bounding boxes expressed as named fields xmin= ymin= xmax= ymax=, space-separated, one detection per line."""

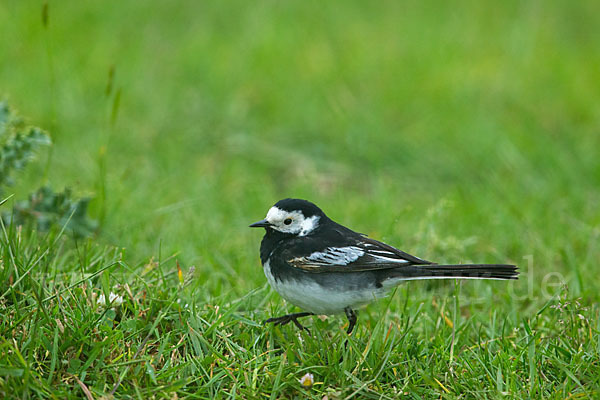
xmin=264 ymin=312 xmax=314 ymax=334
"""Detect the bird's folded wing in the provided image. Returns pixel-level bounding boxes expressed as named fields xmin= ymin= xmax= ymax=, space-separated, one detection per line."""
xmin=287 ymin=238 xmax=432 ymax=273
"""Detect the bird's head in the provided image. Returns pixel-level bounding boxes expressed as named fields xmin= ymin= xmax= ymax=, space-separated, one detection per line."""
xmin=249 ymin=198 xmax=325 ymax=236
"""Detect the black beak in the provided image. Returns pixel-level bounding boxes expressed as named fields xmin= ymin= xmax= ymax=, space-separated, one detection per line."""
xmin=249 ymin=219 xmax=270 ymax=228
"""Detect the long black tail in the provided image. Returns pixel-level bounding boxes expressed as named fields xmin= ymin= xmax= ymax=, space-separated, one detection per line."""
xmin=394 ymin=264 xmax=518 ymax=281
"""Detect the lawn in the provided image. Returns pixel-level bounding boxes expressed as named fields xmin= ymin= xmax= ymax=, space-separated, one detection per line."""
xmin=1 ymin=0 xmax=599 ymax=398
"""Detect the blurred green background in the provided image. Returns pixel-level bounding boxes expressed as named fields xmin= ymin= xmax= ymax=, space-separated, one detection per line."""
xmin=1 ymin=0 xmax=599 ymax=298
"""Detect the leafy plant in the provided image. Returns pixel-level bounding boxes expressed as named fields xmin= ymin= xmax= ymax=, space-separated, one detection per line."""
xmin=0 ymin=101 xmax=97 ymax=237
xmin=5 ymin=186 xmax=98 ymax=237
xmin=0 ymin=101 xmax=51 ymax=191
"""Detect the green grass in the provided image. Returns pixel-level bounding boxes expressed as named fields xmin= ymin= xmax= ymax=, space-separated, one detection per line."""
xmin=1 ymin=0 xmax=599 ymax=398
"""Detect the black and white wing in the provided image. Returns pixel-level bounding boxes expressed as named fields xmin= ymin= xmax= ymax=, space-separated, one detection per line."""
xmin=282 ymin=232 xmax=518 ymax=279
xmin=288 ymin=237 xmax=432 ymax=273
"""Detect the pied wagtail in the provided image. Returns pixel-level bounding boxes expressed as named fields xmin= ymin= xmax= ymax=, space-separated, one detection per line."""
xmin=250 ymin=198 xmax=518 ymax=334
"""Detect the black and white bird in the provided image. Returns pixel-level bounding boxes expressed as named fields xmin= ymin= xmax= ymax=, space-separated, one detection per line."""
xmin=250 ymin=198 xmax=518 ymax=334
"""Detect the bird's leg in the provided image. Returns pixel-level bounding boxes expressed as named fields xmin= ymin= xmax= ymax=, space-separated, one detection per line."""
xmin=344 ymin=307 xmax=357 ymax=335
xmin=264 ymin=312 xmax=314 ymax=333
xmin=338 ymin=307 xmax=358 ymax=362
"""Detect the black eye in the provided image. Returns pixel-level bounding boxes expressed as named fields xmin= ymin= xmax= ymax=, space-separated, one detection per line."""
xmin=284 ymin=218 xmax=292 ymax=225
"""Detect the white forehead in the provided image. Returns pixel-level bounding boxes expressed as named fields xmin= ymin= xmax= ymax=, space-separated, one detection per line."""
xmin=265 ymin=206 xmax=302 ymax=222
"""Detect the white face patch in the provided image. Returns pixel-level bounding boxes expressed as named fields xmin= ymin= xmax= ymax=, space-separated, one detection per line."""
xmin=264 ymin=206 xmax=320 ymax=236
xmin=298 ymin=215 xmax=319 ymax=236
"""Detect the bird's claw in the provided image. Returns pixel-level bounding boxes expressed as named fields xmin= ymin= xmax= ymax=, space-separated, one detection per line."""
xmin=264 ymin=313 xmax=312 ymax=335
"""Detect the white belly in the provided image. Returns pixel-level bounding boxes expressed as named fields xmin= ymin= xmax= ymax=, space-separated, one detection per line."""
xmin=263 ymin=260 xmax=385 ymax=315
